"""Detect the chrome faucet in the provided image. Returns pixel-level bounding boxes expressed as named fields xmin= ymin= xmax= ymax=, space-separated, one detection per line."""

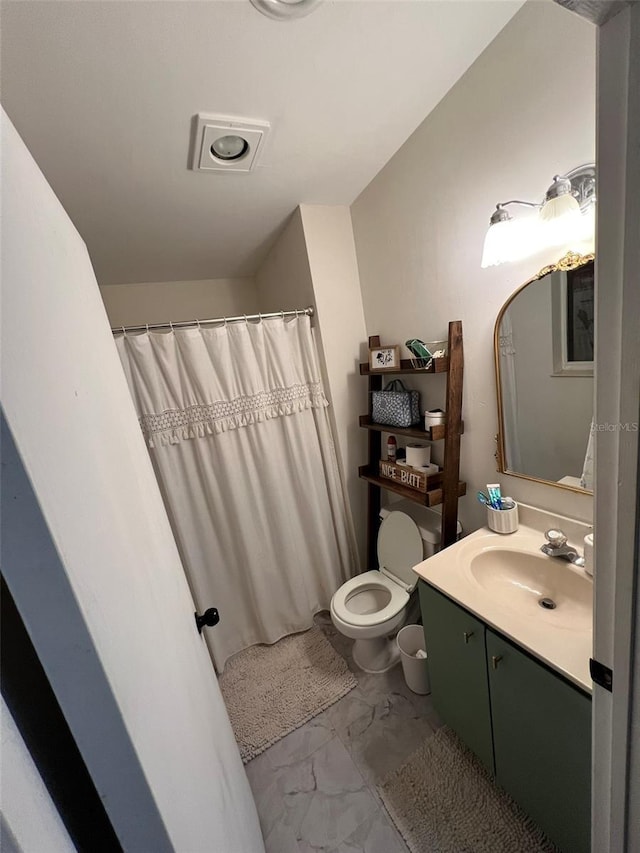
xmin=540 ymin=529 xmax=585 ymax=567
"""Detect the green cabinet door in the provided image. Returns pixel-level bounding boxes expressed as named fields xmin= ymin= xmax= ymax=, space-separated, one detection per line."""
xmin=487 ymin=630 xmax=591 ymax=853
xmin=419 ymin=582 xmax=494 ymax=773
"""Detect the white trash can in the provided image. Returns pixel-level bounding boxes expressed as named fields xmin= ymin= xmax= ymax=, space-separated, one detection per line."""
xmin=396 ymin=624 xmax=430 ymax=695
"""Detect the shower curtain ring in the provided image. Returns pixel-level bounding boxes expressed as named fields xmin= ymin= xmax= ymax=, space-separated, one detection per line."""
xmin=121 ymin=326 xmax=127 ymax=337
xmin=145 ymin=323 xmax=149 ymax=334
xmin=280 ymin=310 xmax=285 ymax=320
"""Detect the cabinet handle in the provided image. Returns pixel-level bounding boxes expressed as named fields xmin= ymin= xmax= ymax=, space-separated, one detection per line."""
xmin=491 ymin=655 xmax=503 ymax=670
xmin=463 ymin=631 xmax=474 ymax=644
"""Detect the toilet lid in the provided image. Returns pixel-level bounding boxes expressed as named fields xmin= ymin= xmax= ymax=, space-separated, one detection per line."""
xmin=377 ymin=511 xmax=423 ymax=592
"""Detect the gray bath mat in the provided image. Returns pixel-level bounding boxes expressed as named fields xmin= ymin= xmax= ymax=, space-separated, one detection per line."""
xmin=219 ymin=625 xmax=356 ymax=763
xmin=378 ymin=727 xmax=558 ymax=853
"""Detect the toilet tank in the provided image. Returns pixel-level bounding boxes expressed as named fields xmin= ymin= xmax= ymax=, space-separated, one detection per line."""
xmin=379 ymin=501 xmax=462 ymax=558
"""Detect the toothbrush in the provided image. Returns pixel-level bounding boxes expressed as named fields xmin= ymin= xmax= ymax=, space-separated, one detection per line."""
xmin=487 ymin=484 xmax=502 ymax=510
xmin=476 ymin=491 xmax=491 ymax=506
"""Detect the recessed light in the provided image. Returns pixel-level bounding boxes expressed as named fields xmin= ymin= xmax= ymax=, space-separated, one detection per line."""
xmin=250 ymin=0 xmax=323 ymax=20
xmin=190 ymin=115 xmax=271 ymax=173
xmin=210 ymin=135 xmax=250 ymax=162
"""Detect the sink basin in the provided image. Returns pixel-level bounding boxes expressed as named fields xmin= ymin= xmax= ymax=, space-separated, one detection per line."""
xmin=469 ymin=549 xmax=592 ymax=633
xmin=412 ymin=519 xmax=594 ymax=691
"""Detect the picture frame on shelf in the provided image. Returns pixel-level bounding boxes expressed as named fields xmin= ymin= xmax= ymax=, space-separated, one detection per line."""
xmin=369 ymin=345 xmax=400 ymax=372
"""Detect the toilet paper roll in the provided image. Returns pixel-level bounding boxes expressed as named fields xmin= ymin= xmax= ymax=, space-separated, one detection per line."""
xmin=419 ymin=463 xmax=439 ymax=477
xmin=406 ymin=443 xmax=431 ymax=468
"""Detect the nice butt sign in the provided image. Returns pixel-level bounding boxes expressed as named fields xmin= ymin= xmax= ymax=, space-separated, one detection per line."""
xmin=379 ymin=460 xmax=428 ymax=493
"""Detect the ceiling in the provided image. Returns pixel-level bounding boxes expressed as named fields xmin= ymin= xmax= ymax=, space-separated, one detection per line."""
xmin=1 ymin=0 xmax=524 ymax=285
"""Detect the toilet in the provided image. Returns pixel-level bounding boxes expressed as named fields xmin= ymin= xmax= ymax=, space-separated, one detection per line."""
xmin=330 ymin=503 xmax=460 ymax=673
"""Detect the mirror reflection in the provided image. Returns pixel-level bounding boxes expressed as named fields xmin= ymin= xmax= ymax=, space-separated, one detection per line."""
xmin=495 ymin=253 xmax=595 ymax=492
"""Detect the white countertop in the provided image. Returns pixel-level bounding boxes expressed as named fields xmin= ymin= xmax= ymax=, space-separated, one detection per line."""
xmin=413 ymin=524 xmax=593 ymax=693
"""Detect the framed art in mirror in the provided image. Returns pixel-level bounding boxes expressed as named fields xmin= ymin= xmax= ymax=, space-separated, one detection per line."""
xmin=494 ymin=252 xmax=595 ymax=494
xmin=551 ymin=260 xmax=595 ymax=376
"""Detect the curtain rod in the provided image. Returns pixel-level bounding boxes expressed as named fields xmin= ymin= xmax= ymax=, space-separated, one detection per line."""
xmin=111 ymin=306 xmax=314 ymax=335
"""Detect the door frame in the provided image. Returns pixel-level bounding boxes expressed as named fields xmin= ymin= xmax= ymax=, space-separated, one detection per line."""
xmin=591 ymin=5 xmax=640 ymax=851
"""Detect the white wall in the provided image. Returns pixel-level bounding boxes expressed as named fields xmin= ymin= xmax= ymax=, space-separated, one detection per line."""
xmin=100 ymin=276 xmax=257 ymax=327
xmin=256 ymin=209 xmax=316 ymax=313
xmin=1 ymin=698 xmax=75 ymax=853
xmin=299 ymin=206 xmax=368 ymax=567
xmin=256 ymin=207 xmax=368 ymax=568
xmin=1 ymin=111 xmax=262 ymax=852
xmin=351 ymin=0 xmax=595 ymax=531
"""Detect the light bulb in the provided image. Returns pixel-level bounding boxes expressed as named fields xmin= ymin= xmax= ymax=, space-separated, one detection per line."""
xmin=539 ymin=195 xmax=583 ymax=248
xmin=482 ymin=214 xmax=542 ymax=268
xmin=539 ymin=192 xmax=580 ymax=222
xmin=482 ymin=219 xmax=516 ymax=268
xmin=210 ymin=135 xmax=249 ymax=161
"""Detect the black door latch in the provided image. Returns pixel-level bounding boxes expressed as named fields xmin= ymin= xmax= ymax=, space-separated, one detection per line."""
xmin=590 ymin=657 xmax=613 ymax=692
xmin=195 ymin=607 xmax=220 ymax=634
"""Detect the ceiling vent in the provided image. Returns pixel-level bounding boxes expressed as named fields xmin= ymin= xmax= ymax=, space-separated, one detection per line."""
xmin=191 ymin=114 xmax=270 ymax=174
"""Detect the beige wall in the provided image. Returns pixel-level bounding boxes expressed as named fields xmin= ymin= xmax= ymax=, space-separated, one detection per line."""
xmin=351 ymin=0 xmax=596 ymax=531
xmin=100 ymin=277 xmax=257 ymax=327
xmin=299 ymin=206 xmax=368 ymax=568
xmin=256 ymin=210 xmax=315 ymax=314
xmin=256 ymin=207 xmax=368 ymax=568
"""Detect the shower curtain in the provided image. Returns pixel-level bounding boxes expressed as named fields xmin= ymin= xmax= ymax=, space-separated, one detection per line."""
xmin=115 ymin=315 xmax=356 ymax=672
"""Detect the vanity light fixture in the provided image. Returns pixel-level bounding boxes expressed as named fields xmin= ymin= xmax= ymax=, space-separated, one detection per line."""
xmin=481 ymin=163 xmax=596 ymax=268
xmin=249 ymin=0 xmax=323 ymax=20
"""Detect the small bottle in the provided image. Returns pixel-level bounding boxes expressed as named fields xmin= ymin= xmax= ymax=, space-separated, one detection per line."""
xmin=387 ymin=435 xmax=397 ymax=462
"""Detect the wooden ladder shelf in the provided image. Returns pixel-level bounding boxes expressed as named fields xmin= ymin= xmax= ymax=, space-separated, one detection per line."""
xmin=359 ymin=320 xmax=465 ymax=566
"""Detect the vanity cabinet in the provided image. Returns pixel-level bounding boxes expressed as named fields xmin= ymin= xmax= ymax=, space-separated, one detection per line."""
xmin=487 ymin=630 xmax=591 ymax=853
xmin=418 ymin=582 xmax=494 ymax=773
xmin=419 ymin=581 xmax=591 ymax=853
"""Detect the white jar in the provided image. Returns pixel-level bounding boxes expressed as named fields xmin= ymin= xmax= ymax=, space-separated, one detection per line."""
xmin=424 ymin=409 xmax=446 ymax=430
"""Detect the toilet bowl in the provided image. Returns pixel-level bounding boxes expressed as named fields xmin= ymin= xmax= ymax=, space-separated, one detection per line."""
xmin=331 ymin=504 xmax=454 ymax=674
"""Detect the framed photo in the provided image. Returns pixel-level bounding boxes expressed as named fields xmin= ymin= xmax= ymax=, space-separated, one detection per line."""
xmin=369 ymin=345 xmax=400 ymax=372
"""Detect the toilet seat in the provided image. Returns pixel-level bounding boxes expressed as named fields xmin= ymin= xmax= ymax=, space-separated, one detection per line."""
xmin=331 ymin=570 xmax=409 ymax=628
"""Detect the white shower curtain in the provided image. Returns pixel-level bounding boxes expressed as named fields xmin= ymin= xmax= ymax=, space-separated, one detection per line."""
xmin=115 ymin=315 xmax=356 ymax=672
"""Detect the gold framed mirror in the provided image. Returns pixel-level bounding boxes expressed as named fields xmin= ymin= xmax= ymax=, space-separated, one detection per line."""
xmin=494 ymin=251 xmax=595 ymax=494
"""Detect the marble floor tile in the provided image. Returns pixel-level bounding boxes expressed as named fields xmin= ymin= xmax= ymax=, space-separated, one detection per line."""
xmin=266 ymin=711 xmax=336 ymax=771
xmin=335 ymin=689 xmax=435 ymax=789
xmin=325 ymin=686 xmax=377 ymax=732
xmin=248 ymin=730 xmax=379 ymax=850
xmin=245 ymin=615 xmax=437 ymax=853
xmin=246 ymin=711 xmax=337 ymax=838
xmin=262 ymin=820 xmax=301 ymax=853
xmin=328 ymin=809 xmax=408 ymax=853
xmin=278 ymin=736 xmax=380 ymax=851
xmin=246 ymin=710 xmax=335 ymax=782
